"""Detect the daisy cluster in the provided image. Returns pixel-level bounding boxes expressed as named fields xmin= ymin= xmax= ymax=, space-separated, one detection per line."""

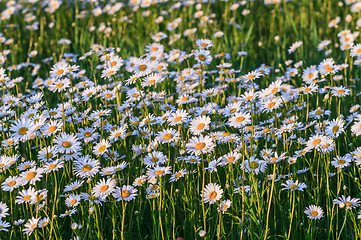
xmin=0 ymin=0 xmax=361 ymax=239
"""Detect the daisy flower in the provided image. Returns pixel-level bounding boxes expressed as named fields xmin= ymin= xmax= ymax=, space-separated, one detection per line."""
xmin=0 ymin=220 xmax=10 ymax=232
xmin=241 ymin=156 xmax=267 ymax=174
xmin=113 ymin=185 xmax=138 ymax=201
xmin=333 ymin=195 xmax=360 ymax=209
xmin=49 ymin=78 xmax=71 ymax=92
xmin=242 ymin=71 xmax=262 ymax=82
xmin=229 ymin=112 xmax=251 ymax=128
xmin=15 ymin=187 xmax=37 ymax=204
xmin=101 ymin=65 xmax=119 ymax=79
xmin=20 ymin=167 xmax=44 ymax=185
xmin=63 ymin=180 xmax=84 ymax=192
xmin=9 ymin=118 xmax=35 ymax=142
xmin=41 ymin=119 xmax=63 ymax=137
xmin=194 ymin=49 xmax=212 ymax=65
xmin=218 ymin=199 xmax=232 ymax=213
xmin=202 ymin=183 xmax=223 ymax=204
xmin=350 ymin=43 xmax=361 ymax=57
xmin=196 ymin=39 xmax=213 ymax=49
xmin=54 ymin=133 xmax=81 ymax=154
xmin=220 ymin=151 xmax=242 ymax=166
xmin=304 ymin=205 xmax=324 ymax=220
xmin=38 ymin=217 xmax=50 ymax=228
xmin=43 ymin=159 xmax=64 ymax=173
xmin=351 ymin=120 xmax=361 ymax=136
xmin=38 ymin=146 xmax=59 ymax=162
xmin=325 ymin=118 xmax=345 ymax=138
xmin=169 ymin=169 xmax=187 ymax=182
xmin=331 ymin=156 xmax=352 ymax=169
xmin=281 ymin=179 xmax=307 ymax=191
xmin=65 ymin=195 xmax=81 ymax=208
xmin=143 ymin=151 xmax=167 ymax=166
xmin=186 ymin=135 xmax=215 ymax=156
xmin=147 ymin=166 xmax=172 ymax=177
xmin=1 ymin=176 xmax=22 ymax=192
xmin=22 ymin=217 xmax=40 ymax=235
xmin=92 ymin=178 xmax=117 ymax=198
xmin=93 ymin=139 xmax=111 ymax=156
xmin=50 ymin=61 xmax=69 ymax=78
xmin=168 ymin=109 xmax=189 ymax=126
xmin=262 ymin=97 xmax=282 ymax=113
xmin=0 ymin=202 xmax=9 ymax=218
xmin=73 ymin=156 xmax=100 ymax=178
xmin=288 ymin=41 xmax=303 ymax=54
xmin=156 ymin=128 xmax=180 ymax=143
xmin=190 ymin=115 xmax=211 ymax=135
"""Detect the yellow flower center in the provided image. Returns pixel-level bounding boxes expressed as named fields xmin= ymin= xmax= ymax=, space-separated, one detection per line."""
xmin=26 ymin=172 xmax=36 ymax=180
xmin=62 ymin=141 xmax=72 ymax=148
xmin=235 ymin=116 xmax=245 ymax=122
xmin=195 ymin=142 xmax=206 ymax=150
xmin=197 ymin=123 xmax=205 ymax=130
xmin=98 ymin=145 xmax=106 ymax=152
xmin=48 ymin=126 xmax=57 ymax=132
xmin=56 ymin=69 xmax=64 ymax=75
xmin=18 ymin=127 xmax=28 ymax=135
xmin=208 ymin=191 xmax=217 ymax=199
xmin=8 ymin=181 xmax=16 ymax=187
xmin=100 ymin=185 xmax=109 ymax=192
xmin=56 ymin=82 xmax=64 ymax=88
xmin=121 ymin=190 xmax=131 ymax=198
xmin=249 ymin=161 xmax=259 ymax=169
xmin=198 ymin=54 xmax=206 ymax=61
xmin=312 ymin=139 xmax=321 ymax=145
xmin=82 ymin=165 xmax=92 ymax=172
xmin=154 ymin=170 xmax=165 ymax=175
xmin=310 ymin=210 xmax=318 ymax=217
xmin=138 ymin=64 xmax=147 ymax=71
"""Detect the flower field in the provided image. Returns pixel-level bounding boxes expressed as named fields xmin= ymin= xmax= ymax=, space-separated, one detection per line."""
xmin=1 ymin=0 xmax=361 ymax=239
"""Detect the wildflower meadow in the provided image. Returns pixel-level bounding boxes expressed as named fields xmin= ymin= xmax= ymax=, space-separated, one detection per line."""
xmin=1 ymin=0 xmax=361 ymax=239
